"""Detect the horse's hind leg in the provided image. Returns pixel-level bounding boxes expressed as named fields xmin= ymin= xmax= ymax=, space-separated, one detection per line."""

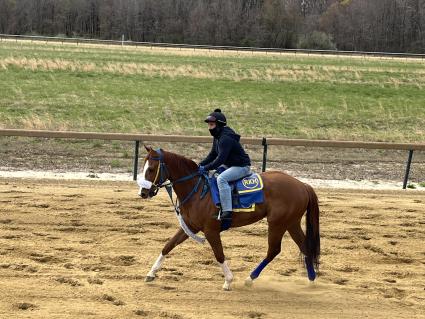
xmin=245 ymin=223 xmax=286 ymax=286
xmin=145 ymin=228 xmax=188 ymax=282
xmin=288 ymin=222 xmax=316 ymax=281
xmin=288 ymin=222 xmax=307 ymax=255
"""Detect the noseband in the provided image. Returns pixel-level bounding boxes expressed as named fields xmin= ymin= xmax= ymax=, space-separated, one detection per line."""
xmin=146 ymin=149 xmax=208 ymax=206
xmin=148 ymin=149 xmax=170 ymax=196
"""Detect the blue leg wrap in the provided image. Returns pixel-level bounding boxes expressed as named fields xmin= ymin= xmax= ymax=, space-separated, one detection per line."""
xmin=304 ymin=256 xmax=316 ymax=281
xmin=250 ymin=259 xmax=270 ymax=280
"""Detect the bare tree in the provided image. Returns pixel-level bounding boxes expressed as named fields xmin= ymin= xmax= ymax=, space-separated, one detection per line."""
xmin=0 ymin=0 xmax=423 ymax=52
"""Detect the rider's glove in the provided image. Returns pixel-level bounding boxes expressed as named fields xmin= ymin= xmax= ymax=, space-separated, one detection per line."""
xmin=198 ymin=165 xmax=207 ymax=174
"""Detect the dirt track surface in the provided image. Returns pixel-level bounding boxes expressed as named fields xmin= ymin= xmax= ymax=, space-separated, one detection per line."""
xmin=1 ymin=178 xmax=424 ymax=318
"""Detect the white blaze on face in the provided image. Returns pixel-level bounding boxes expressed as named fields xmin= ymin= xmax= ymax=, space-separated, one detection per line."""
xmin=137 ymin=160 xmax=153 ymax=196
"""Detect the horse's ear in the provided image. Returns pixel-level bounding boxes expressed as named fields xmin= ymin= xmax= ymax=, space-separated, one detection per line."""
xmin=144 ymin=145 xmax=152 ymax=152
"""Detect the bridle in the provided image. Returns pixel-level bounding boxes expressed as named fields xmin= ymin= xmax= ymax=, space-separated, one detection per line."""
xmin=147 ymin=149 xmax=170 ymax=197
xmin=145 ymin=149 xmax=209 ymax=209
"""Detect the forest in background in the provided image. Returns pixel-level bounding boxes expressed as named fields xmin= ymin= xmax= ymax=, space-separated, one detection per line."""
xmin=0 ymin=0 xmax=424 ymax=53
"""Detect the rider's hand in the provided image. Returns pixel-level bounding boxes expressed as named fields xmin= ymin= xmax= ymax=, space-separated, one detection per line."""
xmin=198 ymin=165 xmax=207 ymax=174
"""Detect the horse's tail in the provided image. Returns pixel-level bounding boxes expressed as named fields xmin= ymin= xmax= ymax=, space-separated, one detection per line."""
xmin=305 ymin=183 xmax=320 ymax=268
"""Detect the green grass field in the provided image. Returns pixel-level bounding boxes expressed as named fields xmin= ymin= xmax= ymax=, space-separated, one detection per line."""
xmin=1 ymin=40 xmax=424 ymax=142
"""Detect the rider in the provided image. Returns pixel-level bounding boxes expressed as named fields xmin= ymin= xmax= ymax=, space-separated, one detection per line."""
xmin=198 ymin=109 xmax=251 ymax=220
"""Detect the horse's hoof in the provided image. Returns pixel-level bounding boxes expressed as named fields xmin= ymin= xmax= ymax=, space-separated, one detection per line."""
xmin=145 ymin=276 xmax=155 ymax=282
xmin=223 ymin=282 xmax=232 ymax=291
xmin=245 ymin=277 xmax=253 ymax=287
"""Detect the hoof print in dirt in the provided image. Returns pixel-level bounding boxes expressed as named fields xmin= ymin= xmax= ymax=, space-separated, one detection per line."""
xmin=333 ymin=278 xmax=349 ymax=285
xmin=246 ymin=311 xmax=264 ymax=319
xmin=102 ymin=294 xmax=125 ymax=306
xmin=159 ymin=311 xmax=183 ymax=319
xmin=161 ymin=285 xmax=177 ymax=290
xmin=134 ymin=309 xmax=149 ymax=316
xmin=109 ymin=255 xmax=137 ymax=266
xmin=87 ymin=277 xmax=104 ymax=285
xmin=30 ymin=253 xmax=55 ymax=264
xmin=15 ymin=302 xmax=37 ymax=311
xmin=383 ymin=278 xmax=397 ymax=283
xmin=278 ymin=268 xmax=297 ymax=276
xmin=56 ymin=276 xmax=82 ymax=286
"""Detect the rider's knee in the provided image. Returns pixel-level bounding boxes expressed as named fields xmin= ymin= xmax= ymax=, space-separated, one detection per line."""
xmin=216 ymin=174 xmax=228 ymax=186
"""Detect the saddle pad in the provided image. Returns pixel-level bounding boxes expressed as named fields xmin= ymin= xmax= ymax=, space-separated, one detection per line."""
xmin=209 ymin=173 xmax=264 ymax=211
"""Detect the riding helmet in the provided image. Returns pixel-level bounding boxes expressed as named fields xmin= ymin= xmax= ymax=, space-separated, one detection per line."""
xmin=204 ymin=108 xmax=227 ymax=127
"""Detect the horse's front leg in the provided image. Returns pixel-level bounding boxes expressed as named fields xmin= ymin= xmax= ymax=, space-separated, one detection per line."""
xmin=145 ymin=228 xmax=188 ymax=282
xmin=205 ymin=231 xmax=233 ymax=291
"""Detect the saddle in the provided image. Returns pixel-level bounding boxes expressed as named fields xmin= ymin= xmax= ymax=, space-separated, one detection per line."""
xmin=209 ymin=172 xmax=264 ymax=212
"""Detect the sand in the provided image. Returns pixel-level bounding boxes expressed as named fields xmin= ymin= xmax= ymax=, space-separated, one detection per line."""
xmin=0 ymin=178 xmax=424 ymax=318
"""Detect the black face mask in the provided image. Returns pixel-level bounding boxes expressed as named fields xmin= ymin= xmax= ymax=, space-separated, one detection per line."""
xmin=209 ymin=126 xmax=222 ymax=137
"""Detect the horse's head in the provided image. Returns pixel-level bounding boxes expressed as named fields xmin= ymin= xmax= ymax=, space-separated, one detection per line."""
xmin=137 ymin=146 xmax=169 ymax=199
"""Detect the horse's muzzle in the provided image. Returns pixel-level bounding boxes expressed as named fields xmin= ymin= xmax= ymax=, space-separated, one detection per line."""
xmin=139 ymin=191 xmax=149 ymax=199
xmin=139 ymin=187 xmax=158 ymax=199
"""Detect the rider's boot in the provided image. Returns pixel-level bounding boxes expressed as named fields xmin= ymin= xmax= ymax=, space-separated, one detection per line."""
xmin=219 ymin=210 xmax=232 ymax=221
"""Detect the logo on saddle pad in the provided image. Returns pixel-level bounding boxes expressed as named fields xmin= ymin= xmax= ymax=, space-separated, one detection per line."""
xmin=242 ymin=176 xmax=260 ymax=189
xmin=238 ymin=174 xmax=263 ymax=194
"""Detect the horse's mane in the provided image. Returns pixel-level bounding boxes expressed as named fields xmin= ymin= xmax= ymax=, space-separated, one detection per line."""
xmin=163 ymin=150 xmax=198 ymax=175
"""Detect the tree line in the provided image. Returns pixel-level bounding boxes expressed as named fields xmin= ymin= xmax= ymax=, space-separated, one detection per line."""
xmin=0 ymin=0 xmax=424 ymax=53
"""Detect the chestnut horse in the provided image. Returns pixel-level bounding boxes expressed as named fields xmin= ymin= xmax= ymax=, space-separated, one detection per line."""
xmin=138 ymin=147 xmax=320 ymax=290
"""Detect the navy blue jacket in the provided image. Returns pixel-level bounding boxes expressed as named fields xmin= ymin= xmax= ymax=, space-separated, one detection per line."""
xmin=200 ymin=126 xmax=251 ymax=170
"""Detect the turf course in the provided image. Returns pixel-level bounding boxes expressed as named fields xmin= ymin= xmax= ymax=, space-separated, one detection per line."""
xmin=0 ymin=40 xmax=424 ymax=142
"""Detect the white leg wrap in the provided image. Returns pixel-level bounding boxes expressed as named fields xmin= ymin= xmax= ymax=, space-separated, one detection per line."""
xmin=220 ymin=260 xmax=233 ymax=291
xmin=147 ymin=253 xmax=165 ymax=278
xmin=245 ymin=276 xmax=253 ymax=287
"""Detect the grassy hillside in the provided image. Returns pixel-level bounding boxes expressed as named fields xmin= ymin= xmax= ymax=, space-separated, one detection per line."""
xmin=1 ymin=40 xmax=424 ymax=142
